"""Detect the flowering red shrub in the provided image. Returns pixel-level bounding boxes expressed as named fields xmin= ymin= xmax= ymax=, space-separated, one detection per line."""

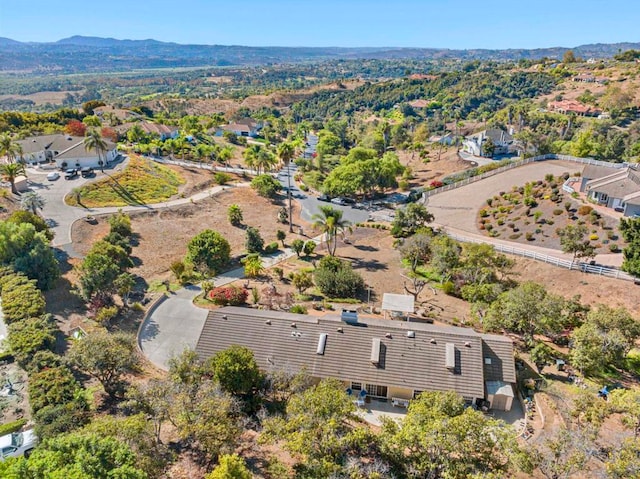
xmin=64 ymin=120 xmax=86 ymax=137
xmin=209 ymin=286 xmax=248 ymax=306
xmin=429 ymin=180 xmax=444 ymax=188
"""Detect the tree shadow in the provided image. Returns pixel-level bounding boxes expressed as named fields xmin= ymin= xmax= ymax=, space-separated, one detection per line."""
xmin=353 ymin=244 xmax=379 ymax=252
xmin=343 ymin=255 xmax=388 ymax=272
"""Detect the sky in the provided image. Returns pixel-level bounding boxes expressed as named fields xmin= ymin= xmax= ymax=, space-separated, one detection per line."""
xmin=1 ymin=0 xmax=639 ymax=49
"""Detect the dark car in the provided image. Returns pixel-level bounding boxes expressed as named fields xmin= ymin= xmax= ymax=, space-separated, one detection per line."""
xmin=80 ymin=167 xmax=95 ymax=178
xmin=318 ymin=194 xmax=331 ymax=202
xmin=64 ymin=168 xmax=78 ymax=180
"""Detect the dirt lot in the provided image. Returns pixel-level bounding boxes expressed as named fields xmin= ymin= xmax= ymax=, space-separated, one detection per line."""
xmin=72 ymin=187 xmax=309 ymax=281
xmin=512 ymin=257 xmax=640 ymax=315
xmin=397 ymin=145 xmax=472 ymax=189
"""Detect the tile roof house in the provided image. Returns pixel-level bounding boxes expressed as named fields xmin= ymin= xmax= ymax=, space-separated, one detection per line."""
xmin=116 ymin=121 xmax=180 ymax=140
xmin=582 ymin=165 xmax=640 ymax=216
xmin=548 ymin=99 xmax=601 ymax=117
xmin=216 ymin=118 xmax=263 ymax=138
xmin=16 ymin=134 xmax=117 ymax=168
xmin=462 ymin=129 xmax=513 ymax=157
xmin=195 ymin=307 xmax=516 ymax=411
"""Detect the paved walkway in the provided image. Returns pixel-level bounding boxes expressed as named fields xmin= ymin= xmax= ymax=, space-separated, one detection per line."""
xmin=138 ymin=235 xmax=324 ymax=370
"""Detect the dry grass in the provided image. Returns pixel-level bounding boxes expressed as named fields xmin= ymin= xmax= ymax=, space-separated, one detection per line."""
xmin=66 ymin=155 xmax=185 ymax=207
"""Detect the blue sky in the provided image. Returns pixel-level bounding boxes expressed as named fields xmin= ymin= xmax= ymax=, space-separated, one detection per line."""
xmin=1 ymin=0 xmax=638 ymax=49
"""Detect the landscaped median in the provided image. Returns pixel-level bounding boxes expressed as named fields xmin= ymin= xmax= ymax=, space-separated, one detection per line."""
xmin=65 ymin=155 xmax=185 ymax=207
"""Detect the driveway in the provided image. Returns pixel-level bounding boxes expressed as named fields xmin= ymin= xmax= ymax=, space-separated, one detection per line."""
xmin=138 ymin=237 xmax=323 ymax=370
xmin=28 ymin=169 xmax=99 ymax=247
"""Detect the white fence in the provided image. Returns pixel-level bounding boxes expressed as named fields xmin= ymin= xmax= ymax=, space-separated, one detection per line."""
xmin=423 ymin=153 xmax=626 ymax=201
xmin=446 ymin=232 xmax=636 ymax=282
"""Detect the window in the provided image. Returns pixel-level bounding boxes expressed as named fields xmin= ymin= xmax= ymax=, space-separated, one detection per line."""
xmin=365 ymin=384 xmax=388 ymax=399
xmin=600 ymin=193 xmax=608 ymax=202
xmin=351 ymin=382 xmax=362 ymax=391
xmin=413 ymin=390 xmax=424 ymax=399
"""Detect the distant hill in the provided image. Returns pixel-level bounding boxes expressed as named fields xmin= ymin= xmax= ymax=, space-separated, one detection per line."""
xmin=1 ymin=36 xmax=639 ymax=73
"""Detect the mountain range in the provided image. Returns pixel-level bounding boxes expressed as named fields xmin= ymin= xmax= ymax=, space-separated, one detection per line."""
xmin=1 ymin=36 xmax=639 ymax=73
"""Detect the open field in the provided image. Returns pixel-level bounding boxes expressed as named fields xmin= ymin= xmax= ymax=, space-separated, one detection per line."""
xmin=71 ymin=187 xmax=309 ymax=281
xmin=65 ymin=156 xmax=185 ymax=207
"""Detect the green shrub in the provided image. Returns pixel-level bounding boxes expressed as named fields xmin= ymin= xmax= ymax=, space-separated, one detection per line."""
xmin=28 ymin=365 xmax=84 ymax=413
xmin=214 ymin=172 xmax=232 ymax=185
xmin=290 ymin=304 xmax=308 ymax=315
xmin=609 ymin=243 xmax=619 ymax=252
xmin=264 ymin=242 xmax=279 ymax=254
xmin=251 ymin=174 xmax=282 ymax=198
xmin=0 ymin=419 xmax=27 ymax=436
xmin=95 ymin=305 xmax=119 ymax=324
xmin=227 ymin=204 xmax=243 ymax=226
xmin=303 ymin=241 xmax=316 ymax=257
xmin=7 ymin=316 xmax=57 ymax=368
xmin=0 ymin=272 xmax=46 ymax=324
xmin=553 ymin=209 xmax=563 ymax=216
xmin=509 ymin=233 xmax=522 ymax=240
xmin=299 ymin=183 xmax=309 ymax=192
xmin=245 ymin=227 xmax=264 ymax=253
xmin=442 ymin=281 xmax=456 ymax=295
xmin=272 ymin=267 xmax=284 ymax=280
xmin=314 ymin=256 xmax=364 ymax=299
xmin=589 ymin=234 xmax=599 ymax=241
xmin=525 ymin=232 xmax=534 ymax=241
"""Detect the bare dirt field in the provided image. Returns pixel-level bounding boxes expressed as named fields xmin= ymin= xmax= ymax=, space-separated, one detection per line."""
xmin=398 ymin=146 xmax=472 ymax=189
xmin=0 ymin=193 xmax=19 ymax=220
xmin=72 ymin=187 xmax=310 ymax=281
xmin=0 ymin=90 xmax=79 ymax=106
xmin=512 ymin=258 xmax=640 ymax=315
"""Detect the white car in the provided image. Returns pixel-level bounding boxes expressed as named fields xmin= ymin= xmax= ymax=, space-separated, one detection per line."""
xmin=0 ymin=429 xmax=38 ymax=460
xmin=46 ymin=171 xmax=60 ymax=181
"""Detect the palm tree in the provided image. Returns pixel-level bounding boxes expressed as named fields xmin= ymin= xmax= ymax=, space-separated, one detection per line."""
xmin=278 ymin=141 xmax=296 ymax=232
xmin=84 ymin=129 xmax=108 ymax=171
xmin=0 ymin=133 xmax=23 ymax=163
xmin=243 ymin=144 xmax=261 ymax=173
xmin=0 ymin=162 xmax=26 ymax=194
xmin=311 ymin=205 xmax=352 ymax=256
xmin=20 ymin=191 xmax=45 ymax=214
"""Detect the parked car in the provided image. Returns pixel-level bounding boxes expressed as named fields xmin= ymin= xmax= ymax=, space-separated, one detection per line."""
xmin=331 ymin=197 xmax=348 ymax=206
xmin=0 ymin=430 xmax=38 ymax=461
xmin=64 ymin=168 xmax=78 ymax=180
xmin=46 ymin=171 xmax=60 ymax=181
xmin=318 ymin=194 xmax=331 ymax=202
xmin=80 ymin=167 xmax=95 ymax=178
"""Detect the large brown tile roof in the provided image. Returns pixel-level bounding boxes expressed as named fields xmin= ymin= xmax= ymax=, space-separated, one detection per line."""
xmin=195 ymin=307 xmax=516 ymax=399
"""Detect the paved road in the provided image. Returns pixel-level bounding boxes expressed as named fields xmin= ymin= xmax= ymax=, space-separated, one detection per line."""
xmin=138 ymin=236 xmax=323 ymax=370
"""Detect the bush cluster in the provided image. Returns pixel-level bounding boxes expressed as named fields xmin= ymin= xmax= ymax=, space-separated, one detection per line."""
xmin=314 ymin=256 xmax=364 ymax=299
xmin=209 ymin=286 xmax=248 ymax=306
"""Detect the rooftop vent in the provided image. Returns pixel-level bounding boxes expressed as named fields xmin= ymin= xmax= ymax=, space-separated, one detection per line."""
xmin=337 ymin=327 xmax=344 ymax=333
xmin=385 ymin=333 xmax=392 ymax=339
xmin=445 ymin=343 xmax=456 ymax=370
xmin=371 ymin=338 xmax=381 ymax=365
xmin=484 ymin=357 xmax=492 ymax=365
xmin=464 ymin=341 xmax=471 ymax=348
xmin=222 ymin=315 xmax=227 ymax=320
xmin=265 ymin=319 xmax=271 ymax=325
xmin=430 ymin=337 xmax=436 ymax=344
xmin=291 ymin=322 xmax=296 ymax=328
xmin=317 ymin=333 xmax=328 ymax=355
xmin=407 ymin=331 xmax=416 ymax=339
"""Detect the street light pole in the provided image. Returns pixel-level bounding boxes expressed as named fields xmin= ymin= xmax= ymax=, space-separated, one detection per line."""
xmin=287 ymin=160 xmax=293 ymax=233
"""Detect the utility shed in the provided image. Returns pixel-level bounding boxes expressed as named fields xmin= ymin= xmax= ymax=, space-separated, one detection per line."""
xmin=381 ymin=293 xmax=415 ymax=320
xmin=486 ymin=380 xmax=514 ymax=411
